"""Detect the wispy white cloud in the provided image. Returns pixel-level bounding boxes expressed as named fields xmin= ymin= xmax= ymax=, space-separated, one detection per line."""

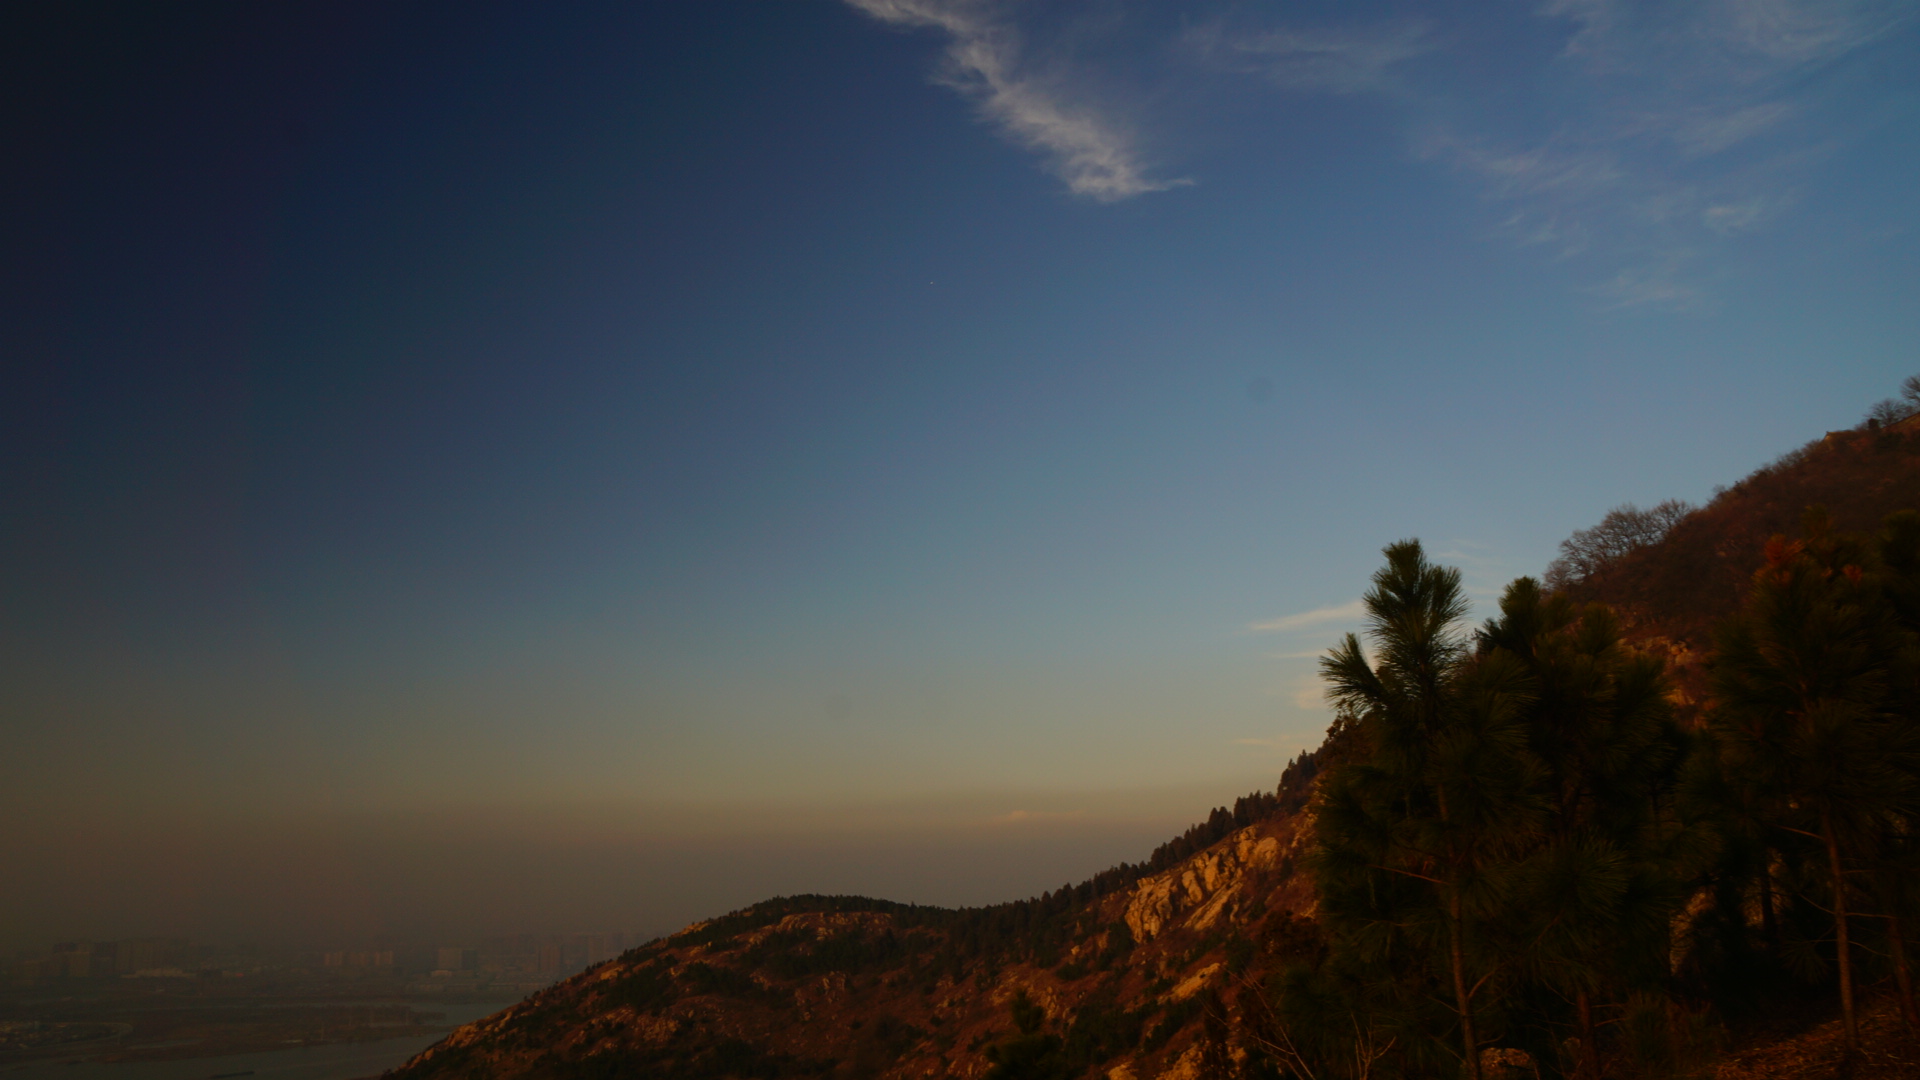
xmin=1546 ymin=0 xmax=1914 ymax=66
xmin=1521 ymin=0 xmax=1913 ymax=304
xmin=1248 ymin=599 xmax=1364 ymax=634
xmin=1586 ymin=255 xmax=1704 ymax=310
xmin=1662 ymin=0 xmax=1905 ymax=65
xmin=1425 ymin=137 xmax=1626 ymax=203
xmin=1668 ymin=101 xmax=1801 ymax=156
xmin=1405 ymin=1 xmax=1912 ymax=304
xmin=851 ymin=0 xmax=1914 ymax=300
xmin=1702 ymin=194 xmax=1780 ymax=234
xmin=846 ymin=0 xmax=1189 ymax=201
xmin=1186 ymin=19 xmax=1435 ymax=94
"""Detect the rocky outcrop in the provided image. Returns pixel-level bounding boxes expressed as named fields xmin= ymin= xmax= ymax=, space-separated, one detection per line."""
xmin=385 ymin=810 xmax=1322 ymax=1080
xmin=1155 ymin=1043 xmax=1207 ymax=1080
xmin=1123 ymin=817 xmax=1311 ymax=942
xmin=1167 ymin=963 xmax=1221 ymax=1004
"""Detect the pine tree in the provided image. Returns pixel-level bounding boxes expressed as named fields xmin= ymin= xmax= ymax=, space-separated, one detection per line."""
xmin=1869 ymin=510 xmax=1920 ymax=1029
xmin=1710 ymin=514 xmax=1920 ymax=1060
xmin=983 ymin=990 xmax=1070 ymax=1080
xmin=1477 ymin=580 xmax=1697 ymax=1077
xmin=1315 ymin=541 xmax=1547 ymax=1080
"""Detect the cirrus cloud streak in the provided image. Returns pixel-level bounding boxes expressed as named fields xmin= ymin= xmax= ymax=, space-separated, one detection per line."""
xmin=1247 ymin=599 xmax=1365 ymax=634
xmin=846 ymin=0 xmax=1189 ymax=201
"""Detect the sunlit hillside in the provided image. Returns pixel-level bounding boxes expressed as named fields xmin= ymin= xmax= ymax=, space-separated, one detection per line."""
xmin=387 ymin=403 xmax=1920 ymax=1080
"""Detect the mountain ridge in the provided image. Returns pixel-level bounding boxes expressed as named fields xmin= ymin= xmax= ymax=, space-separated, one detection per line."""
xmin=390 ymin=798 xmax=1325 ymax=1080
xmin=385 ymin=408 xmax=1920 ymax=1080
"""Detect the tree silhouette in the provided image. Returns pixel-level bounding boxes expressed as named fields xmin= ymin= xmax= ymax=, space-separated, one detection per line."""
xmin=1477 ymin=580 xmax=1698 ymax=1077
xmin=1543 ymin=500 xmax=1695 ymax=591
xmin=1711 ymin=513 xmax=1920 ymax=1060
xmin=1315 ymin=540 xmax=1547 ymax=1080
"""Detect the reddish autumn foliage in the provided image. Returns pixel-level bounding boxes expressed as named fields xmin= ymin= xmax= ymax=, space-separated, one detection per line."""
xmin=1560 ymin=421 xmax=1920 ymax=653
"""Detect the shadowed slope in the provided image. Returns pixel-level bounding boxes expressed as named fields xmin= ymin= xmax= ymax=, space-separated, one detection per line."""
xmin=384 ymin=757 xmax=1339 ymax=1080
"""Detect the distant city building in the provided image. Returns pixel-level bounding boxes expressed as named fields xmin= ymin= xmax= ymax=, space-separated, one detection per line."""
xmin=10 ymin=938 xmax=196 ymax=983
xmin=324 ymin=950 xmax=395 ymax=969
xmin=51 ymin=942 xmax=100 ymax=979
xmin=114 ymin=938 xmax=187 ymax=973
xmin=10 ymin=958 xmax=52 ymax=985
xmin=436 ymin=946 xmax=478 ymax=972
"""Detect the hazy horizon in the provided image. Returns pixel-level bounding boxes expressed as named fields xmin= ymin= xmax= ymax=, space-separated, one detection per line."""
xmin=5 ymin=1 xmax=1917 ymax=954
xmin=4 ymin=777 xmax=1284 ymax=953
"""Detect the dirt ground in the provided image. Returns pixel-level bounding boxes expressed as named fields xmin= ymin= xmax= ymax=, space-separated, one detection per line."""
xmin=1713 ymin=997 xmax=1920 ymax=1080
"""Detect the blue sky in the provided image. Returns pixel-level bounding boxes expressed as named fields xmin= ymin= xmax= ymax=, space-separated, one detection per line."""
xmin=2 ymin=0 xmax=1916 ymax=948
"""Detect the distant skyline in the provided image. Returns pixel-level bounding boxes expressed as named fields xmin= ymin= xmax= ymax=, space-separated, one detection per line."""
xmin=4 ymin=0 xmax=1917 ymax=951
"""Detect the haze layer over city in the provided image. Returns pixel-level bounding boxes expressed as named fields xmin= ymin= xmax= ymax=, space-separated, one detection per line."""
xmin=5 ymin=0 xmax=1918 ymax=965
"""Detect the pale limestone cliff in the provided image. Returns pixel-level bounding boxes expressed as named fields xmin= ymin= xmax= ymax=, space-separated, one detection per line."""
xmin=1123 ymin=825 xmax=1286 ymax=941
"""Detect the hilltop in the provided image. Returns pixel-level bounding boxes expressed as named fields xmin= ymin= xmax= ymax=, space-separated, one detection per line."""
xmin=386 ymin=405 xmax=1920 ymax=1080
xmin=1557 ymin=415 xmax=1920 ymax=648
xmin=384 ymin=759 xmax=1338 ymax=1080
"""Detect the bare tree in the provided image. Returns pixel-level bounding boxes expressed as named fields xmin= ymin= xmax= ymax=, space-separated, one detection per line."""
xmin=1862 ymin=375 xmax=1920 ymax=428
xmin=1543 ymin=499 xmax=1695 ymax=590
xmin=1868 ymin=397 xmax=1919 ymax=427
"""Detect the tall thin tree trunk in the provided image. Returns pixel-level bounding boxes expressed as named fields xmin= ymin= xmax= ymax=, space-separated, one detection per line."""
xmin=1758 ymin=857 xmax=1780 ymax=950
xmin=1821 ymin=808 xmax=1858 ymax=1059
xmin=1575 ymin=988 xmax=1599 ymax=1080
xmin=1449 ymin=892 xmax=1482 ymax=1080
xmin=1436 ymin=780 xmax=1482 ymax=1080
xmin=1891 ymin=912 xmax=1919 ymax=1031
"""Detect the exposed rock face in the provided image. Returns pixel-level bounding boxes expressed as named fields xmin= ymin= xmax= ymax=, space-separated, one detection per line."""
xmin=1154 ymin=1043 xmax=1207 ymax=1080
xmin=1166 ymin=963 xmax=1220 ymax=1004
xmin=386 ymin=814 xmax=1320 ymax=1080
xmin=1480 ymin=1046 xmax=1539 ymax=1080
xmin=1123 ymin=829 xmax=1285 ymax=942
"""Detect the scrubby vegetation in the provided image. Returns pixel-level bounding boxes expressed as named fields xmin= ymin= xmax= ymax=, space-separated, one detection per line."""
xmin=392 ymin=380 xmax=1920 ymax=1080
xmin=1262 ymin=508 xmax=1920 ymax=1079
xmin=1552 ymin=405 xmax=1920 ymax=653
xmin=658 ymin=779 xmax=1306 ymax=981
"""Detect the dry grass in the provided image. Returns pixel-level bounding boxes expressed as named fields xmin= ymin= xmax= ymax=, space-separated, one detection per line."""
xmin=1712 ymin=997 xmax=1920 ymax=1080
xmin=1565 ymin=425 xmax=1920 ymax=653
